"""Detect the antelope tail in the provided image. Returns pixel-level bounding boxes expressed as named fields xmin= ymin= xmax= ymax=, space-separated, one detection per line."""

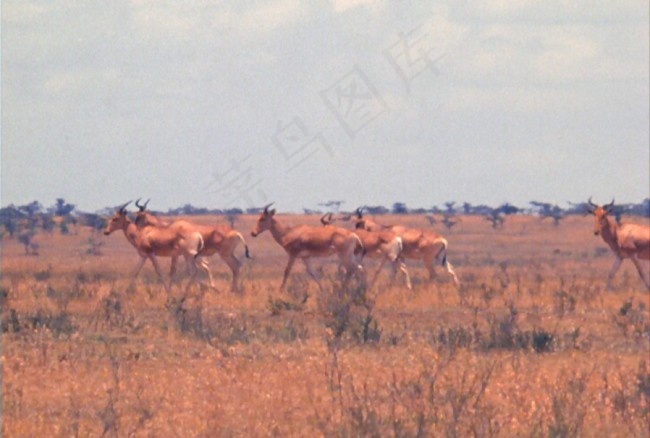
xmin=388 ymin=237 xmax=404 ymax=262
xmin=352 ymin=234 xmax=366 ymax=258
xmin=235 ymin=232 xmax=252 ymax=259
xmin=194 ymin=235 xmax=206 ymax=259
xmin=439 ymin=238 xmax=449 ymax=267
xmin=438 ymin=238 xmax=460 ymax=287
xmin=396 ymin=236 xmax=404 ymax=262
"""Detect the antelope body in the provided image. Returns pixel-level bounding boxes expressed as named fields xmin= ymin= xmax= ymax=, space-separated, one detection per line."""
xmin=588 ymin=198 xmax=650 ymax=290
xmin=103 ymin=202 xmax=206 ymax=293
xmin=251 ymin=205 xmax=366 ymax=291
xmin=321 ymin=213 xmax=411 ymax=289
xmin=133 ymin=200 xmax=251 ymax=292
xmin=354 ymin=209 xmax=460 ymax=287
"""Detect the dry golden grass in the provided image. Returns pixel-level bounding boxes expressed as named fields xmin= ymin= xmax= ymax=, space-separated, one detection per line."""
xmin=2 ymin=214 xmax=649 ymax=437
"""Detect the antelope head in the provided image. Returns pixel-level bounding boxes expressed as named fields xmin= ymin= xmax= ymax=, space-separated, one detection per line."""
xmin=104 ymin=201 xmax=131 ymax=235
xmin=251 ymin=203 xmax=276 ymax=237
xmin=134 ymin=198 xmax=157 ymax=227
xmin=588 ymin=197 xmax=615 ymax=236
xmin=353 ymin=207 xmax=369 ymax=230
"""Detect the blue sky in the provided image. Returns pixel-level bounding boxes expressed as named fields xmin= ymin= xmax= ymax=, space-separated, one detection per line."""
xmin=2 ymin=1 xmax=649 ymax=212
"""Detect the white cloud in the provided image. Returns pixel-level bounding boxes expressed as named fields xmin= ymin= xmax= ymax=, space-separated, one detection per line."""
xmin=130 ymin=0 xmax=306 ymax=42
xmin=330 ymin=0 xmax=381 ymax=14
xmin=441 ymin=13 xmax=648 ymax=116
xmin=466 ymin=0 xmax=647 ymax=25
xmin=236 ymin=0 xmax=306 ymax=34
xmin=42 ymin=69 xmax=121 ymax=96
xmin=2 ymin=2 xmax=45 ymax=23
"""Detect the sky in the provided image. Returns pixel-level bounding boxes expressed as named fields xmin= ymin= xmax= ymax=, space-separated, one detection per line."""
xmin=2 ymin=1 xmax=649 ymax=213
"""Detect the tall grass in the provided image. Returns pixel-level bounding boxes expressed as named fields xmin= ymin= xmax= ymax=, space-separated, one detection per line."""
xmin=2 ymin=214 xmax=649 ymax=436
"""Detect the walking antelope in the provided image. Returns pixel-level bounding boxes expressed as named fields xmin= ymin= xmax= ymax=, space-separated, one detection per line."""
xmin=588 ymin=198 xmax=650 ymax=290
xmin=321 ymin=213 xmax=412 ymax=289
xmin=103 ymin=201 xmax=206 ymax=293
xmin=353 ymin=208 xmax=460 ymax=287
xmin=250 ymin=204 xmax=366 ymax=291
xmin=133 ymin=199 xmax=251 ymax=292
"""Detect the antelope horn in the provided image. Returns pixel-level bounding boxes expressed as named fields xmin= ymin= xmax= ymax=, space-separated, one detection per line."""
xmin=135 ymin=198 xmax=150 ymax=212
xmin=586 ymin=197 xmax=597 ymax=213
xmin=262 ymin=202 xmax=274 ymax=214
xmin=356 ymin=207 xmax=364 ymax=218
xmin=118 ymin=200 xmax=132 ymax=213
xmin=320 ymin=213 xmax=333 ymax=225
xmin=604 ymin=198 xmax=615 ymax=211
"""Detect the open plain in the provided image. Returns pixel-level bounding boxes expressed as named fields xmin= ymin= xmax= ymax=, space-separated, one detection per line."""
xmin=1 ymin=213 xmax=649 ymax=437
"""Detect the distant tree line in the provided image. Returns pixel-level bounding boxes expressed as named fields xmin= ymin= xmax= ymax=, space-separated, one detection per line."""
xmin=1 ymin=198 xmax=648 ymax=241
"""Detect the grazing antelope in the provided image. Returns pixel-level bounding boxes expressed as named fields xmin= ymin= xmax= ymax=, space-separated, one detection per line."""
xmin=588 ymin=198 xmax=650 ymax=290
xmin=321 ymin=213 xmax=412 ymax=289
xmin=133 ymin=199 xmax=251 ymax=292
xmin=251 ymin=204 xmax=366 ymax=291
xmin=354 ymin=208 xmax=460 ymax=287
xmin=103 ymin=201 xmax=206 ymax=293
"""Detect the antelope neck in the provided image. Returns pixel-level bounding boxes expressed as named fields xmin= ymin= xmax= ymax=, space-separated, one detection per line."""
xmin=600 ymin=217 xmax=619 ymax=253
xmin=122 ymin=220 xmax=140 ymax=247
xmin=268 ymin=217 xmax=290 ymax=246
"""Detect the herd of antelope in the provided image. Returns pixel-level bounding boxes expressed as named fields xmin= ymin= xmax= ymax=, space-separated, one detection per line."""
xmin=103 ymin=199 xmax=650 ymax=296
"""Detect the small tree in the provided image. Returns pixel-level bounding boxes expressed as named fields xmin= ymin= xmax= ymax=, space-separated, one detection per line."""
xmin=392 ymin=202 xmax=408 ymax=214
xmin=318 ymin=200 xmax=345 ymax=212
xmin=51 ymin=198 xmax=75 ymax=216
xmin=485 ymin=210 xmax=505 ymax=229
xmin=441 ymin=214 xmax=460 ymax=229
xmin=18 ymin=232 xmax=39 ymax=255
xmin=2 ymin=217 xmax=18 ymax=237
xmin=41 ymin=214 xmax=56 ymax=233
xmin=444 ymin=202 xmax=456 ymax=215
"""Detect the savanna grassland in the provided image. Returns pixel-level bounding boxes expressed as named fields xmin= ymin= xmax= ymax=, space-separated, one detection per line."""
xmin=1 ymin=214 xmax=649 ymax=437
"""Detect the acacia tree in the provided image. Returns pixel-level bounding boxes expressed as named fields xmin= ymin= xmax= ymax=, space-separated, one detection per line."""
xmin=392 ymin=202 xmax=408 ymax=214
xmin=0 ymin=205 xmax=22 ymax=237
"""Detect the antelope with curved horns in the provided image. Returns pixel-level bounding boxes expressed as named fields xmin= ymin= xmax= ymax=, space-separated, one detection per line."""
xmin=321 ymin=213 xmax=411 ymax=289
xmin=587 ymin=197 xmax=650 ymax=290
xmin=353 ymin=207 xmax=460 ymax=287
xmin=251 ymin=204 xmax=366 ymax=291
xmin=133 ymin=199 xmax=251 ymax=292
xmin=133 ymin=198 xmax=185 ymax=280
xmin=103 ymin=201 xmax=207 ymax=293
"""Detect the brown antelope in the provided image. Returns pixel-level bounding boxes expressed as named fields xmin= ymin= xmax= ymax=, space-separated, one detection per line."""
xmin=133 ymin=199 xmax=251 ymax=292
xmin=103 ymin=201 xmax=206 ymax=293
xmin=353 ymin=208 xmax=460 ymax=287
xmin=588 ymin=198 xmax=650 ymax=290
xmin=250 ymin=204 xmax=366 ymax=291
xmin=321 ymin=213 xmax=412 ymax=289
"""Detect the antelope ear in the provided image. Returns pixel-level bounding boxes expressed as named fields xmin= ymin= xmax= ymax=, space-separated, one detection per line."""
xmin=270 ymin=209 xmax=276 ymax=216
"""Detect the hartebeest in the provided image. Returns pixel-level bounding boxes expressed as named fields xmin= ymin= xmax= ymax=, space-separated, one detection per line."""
xmin=133 ymin=199 xmax=251 ymax=292
xmin=321 ymin=213 xmax=411 ymax=289
xmin=103 ymin=201 xmax=206 ymax=293
xmin=353 ymin=208 xmax=460 ymax=287
xmin=251 ymin=204 xmax=366 ymax=291
xmin=588 ymin=198 xmax=650 ymax=290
